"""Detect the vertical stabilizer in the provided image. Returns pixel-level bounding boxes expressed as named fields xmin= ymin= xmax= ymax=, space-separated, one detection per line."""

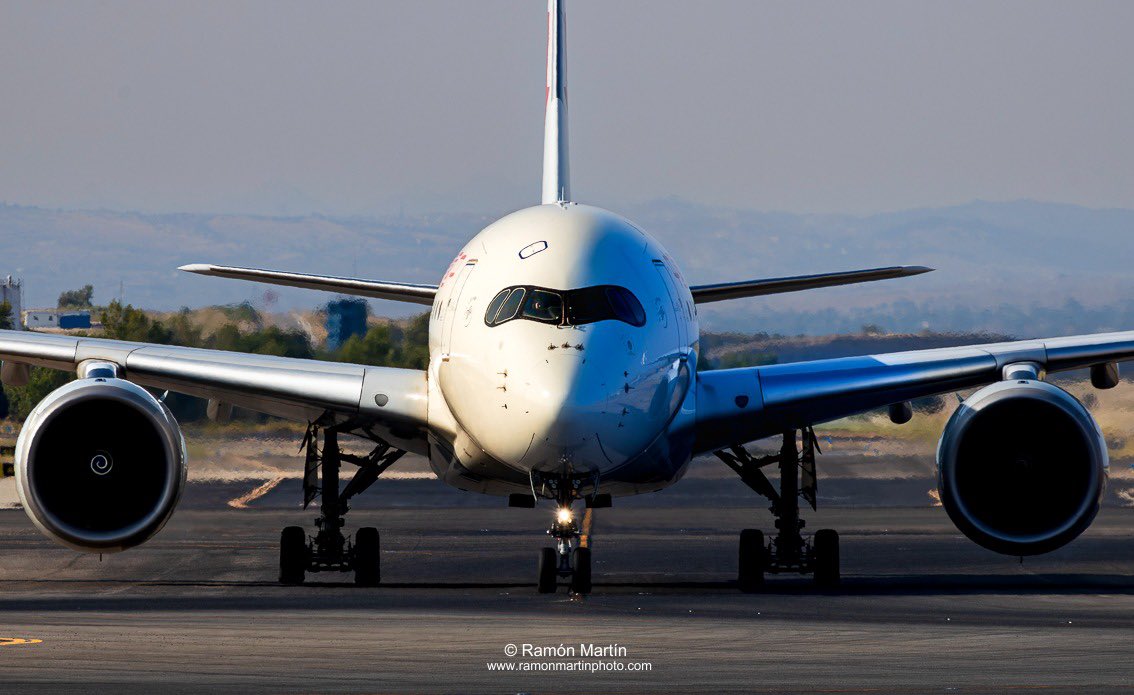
xmin=542 ymin=0 xmax=570 ymax=204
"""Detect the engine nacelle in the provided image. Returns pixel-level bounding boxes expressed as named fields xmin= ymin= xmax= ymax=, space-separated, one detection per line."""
xmin=937 ymin=379 xmax=1106 ymax=556
xmin=15 ymin=378 xmax=187 ymax=553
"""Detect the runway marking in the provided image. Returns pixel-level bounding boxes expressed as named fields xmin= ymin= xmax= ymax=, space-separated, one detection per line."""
xmin=580 ymin=508 xmax=593 ymax=547
xmin=380 ymin=471 xmax=437 ymax=480
xmin=0 ymin=638 xmax=42 ymax=646
xmin=227 ymin=475 xmax=286 ymax=509
xmin=1117 ymin=488 xmax=1134 ymax=507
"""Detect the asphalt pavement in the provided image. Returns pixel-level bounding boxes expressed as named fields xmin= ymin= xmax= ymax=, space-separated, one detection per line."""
xmin=1 ymin=476 xmax=1134 ymax=693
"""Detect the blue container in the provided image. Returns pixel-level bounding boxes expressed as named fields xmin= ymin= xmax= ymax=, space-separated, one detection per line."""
xmin=58 ymin=312 xmax=91 ymax=329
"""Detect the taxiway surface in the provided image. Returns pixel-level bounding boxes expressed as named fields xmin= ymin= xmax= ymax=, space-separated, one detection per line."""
xmin=2 ymin=474 xmax=1134 ymax=693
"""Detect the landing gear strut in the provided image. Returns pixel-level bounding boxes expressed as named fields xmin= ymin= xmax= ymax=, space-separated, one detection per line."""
xmin=716 ymin=428 xmax=841 ymax=591
xmin=533 ymin=474 xmax=594 ymax=595
xmin=279 ymin=420 xmax=404 ymax=586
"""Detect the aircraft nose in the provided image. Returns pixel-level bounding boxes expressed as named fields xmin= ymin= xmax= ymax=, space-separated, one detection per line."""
xmin=474 ymin=351 xmax=611 ymax=471
xmin=525 ymin=362 xmax=603 ymax=448
xmin=485 ymin=346 xmax=690 ymax=475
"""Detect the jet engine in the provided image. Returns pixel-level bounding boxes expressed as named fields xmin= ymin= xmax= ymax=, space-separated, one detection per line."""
xmin=936 ymin=378 xmax=1106 ymax=556
xmin=14 ymin=377 xmax=187 ymax=552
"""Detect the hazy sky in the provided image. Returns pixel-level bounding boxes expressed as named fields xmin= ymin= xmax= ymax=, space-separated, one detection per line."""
xmin=2 ymin=0 xmax=1132 ymax=216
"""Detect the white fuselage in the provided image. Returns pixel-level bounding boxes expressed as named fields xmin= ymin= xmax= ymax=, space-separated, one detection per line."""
xmin=424 ymin=203 xmax=699 ymax=496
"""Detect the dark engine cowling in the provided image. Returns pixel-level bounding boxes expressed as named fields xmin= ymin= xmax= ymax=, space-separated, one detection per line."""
xmin=15 ymin=378 xmax=187 ymax=552
xmin=937 ymin=379 xmax=1107 ymax=556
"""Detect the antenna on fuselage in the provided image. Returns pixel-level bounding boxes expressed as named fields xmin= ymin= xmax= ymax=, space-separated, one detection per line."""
xmin=542 ymin=0 xmax=571 ymax=205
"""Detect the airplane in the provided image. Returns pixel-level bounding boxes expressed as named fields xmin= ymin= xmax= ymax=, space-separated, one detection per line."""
xmin=0 ymin=0 xmax=1130 ymax=594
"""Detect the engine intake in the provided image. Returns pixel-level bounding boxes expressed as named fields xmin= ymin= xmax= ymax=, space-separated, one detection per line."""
xmin=937 ymin=379 xmax=1106 ymax=556
xmin=15 ymin=378 xmax=187 ymax=552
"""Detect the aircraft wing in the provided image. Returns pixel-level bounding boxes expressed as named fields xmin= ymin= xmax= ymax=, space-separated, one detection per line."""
xmin=689 ymin=265 xmax=932 ymax=304
xmin=179 ymin=263 xmax=438 ymax=305
xmin=0 ymin=330 xmax=429 ymax=453
xmin=694 ymin=331 xmax=1134 ymax=453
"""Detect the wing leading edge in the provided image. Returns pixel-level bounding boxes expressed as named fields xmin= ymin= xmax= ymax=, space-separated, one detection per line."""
xmin=0 ymin=330 xmax=429 ymax=454
xmin=179 ymin=264 xmax=438 ymax=305
xmin=689 ymin=265 xmax=932 ymax=304
xmin=694 ymin=331 xmax=1134 ymax=453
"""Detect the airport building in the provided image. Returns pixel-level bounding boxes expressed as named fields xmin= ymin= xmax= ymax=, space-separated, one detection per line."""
xmin=325 ymin=298 xmax=368 ymax=350
xmin=0 ymin=276 xmax=21 ymax=330
xmin=22 ymin=309 xmax=92 ymax=330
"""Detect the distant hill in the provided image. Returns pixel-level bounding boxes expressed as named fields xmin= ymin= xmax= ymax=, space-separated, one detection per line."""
xmin=0 ymin=203 xmax=483 ymax=316
xmin=2 ymin=198 xmax=1132 ymax=336
xmin=624 ymin=198 xmax=1134 ymax=335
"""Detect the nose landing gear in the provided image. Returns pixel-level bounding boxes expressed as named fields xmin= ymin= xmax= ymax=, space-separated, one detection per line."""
xmin=537 ymin=504 xmax=592 ymax=594
xmin=718 ymin=428 xmax=841 ymax=591
xmin=531 ymin=474 xmax=597 ymax=594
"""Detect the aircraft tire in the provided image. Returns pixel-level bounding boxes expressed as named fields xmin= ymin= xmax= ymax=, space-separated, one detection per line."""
xmin=738 ymin=528 xmax=765 ymax=592
xmin=813 ymin=529 xmax=840 ymax=587
xmin=354 ymin=527 xmax=381 ymax=586
xmin=537 ymin=548 xmax=558 ymax=593
xmin=570 ymin=547 xmax=592 ymax=594
xmin=279 ymin=526 xmax=308 ymax=585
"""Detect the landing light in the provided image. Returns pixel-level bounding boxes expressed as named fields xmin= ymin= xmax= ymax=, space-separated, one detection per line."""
xmin=556 ymin=507 xmax=573 ymax=524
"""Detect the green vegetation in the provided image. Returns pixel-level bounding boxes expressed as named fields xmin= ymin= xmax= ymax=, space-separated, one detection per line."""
xmin=332 ymin=313 xmax=429 ymax=370
xmin=217 ymin=301 xmax=262 ymax=326
xmin=710 ymin=352 xmax=778 ymax=369
xmin=0 ymin=300 xmax=12 ymax=417
xmin=210 ymin=323 xmax=313 ymax=358
xmin=57 ymin=284 xmax=94 ymax=309
xmin=98 ymin=301 xmax=314 ymax=359
xmin=0 ymin=300 xmax=12 ymax=330
xmin=100 ymin=301 xmax=175 ymax=343
xmin=4 ymin=368 xmax=71 ymax=422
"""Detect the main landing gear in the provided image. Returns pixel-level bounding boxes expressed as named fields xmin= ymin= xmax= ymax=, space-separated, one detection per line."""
xmin=279 ymin=421 xmax=404 ymax=586
xmin=524 ymin=475 xmax=602 ymax=595
xmin=716 ymin=428 xmax=841 ymax=591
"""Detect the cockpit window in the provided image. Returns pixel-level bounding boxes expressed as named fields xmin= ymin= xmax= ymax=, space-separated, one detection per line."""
xmin=484 ymin=289 xmax=511 ymax=325
xmin=521 ymin=289 xmax=563 ymax=324
xmin=492 ymin=288 xmax=526 ymax=324
xmin=564 ymin=286 xmax=608 ymax=326
xmin=485 ymin=285 xmax=646 ymax=328
xmin=604 ymin=286 xmax=648 ymax=326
